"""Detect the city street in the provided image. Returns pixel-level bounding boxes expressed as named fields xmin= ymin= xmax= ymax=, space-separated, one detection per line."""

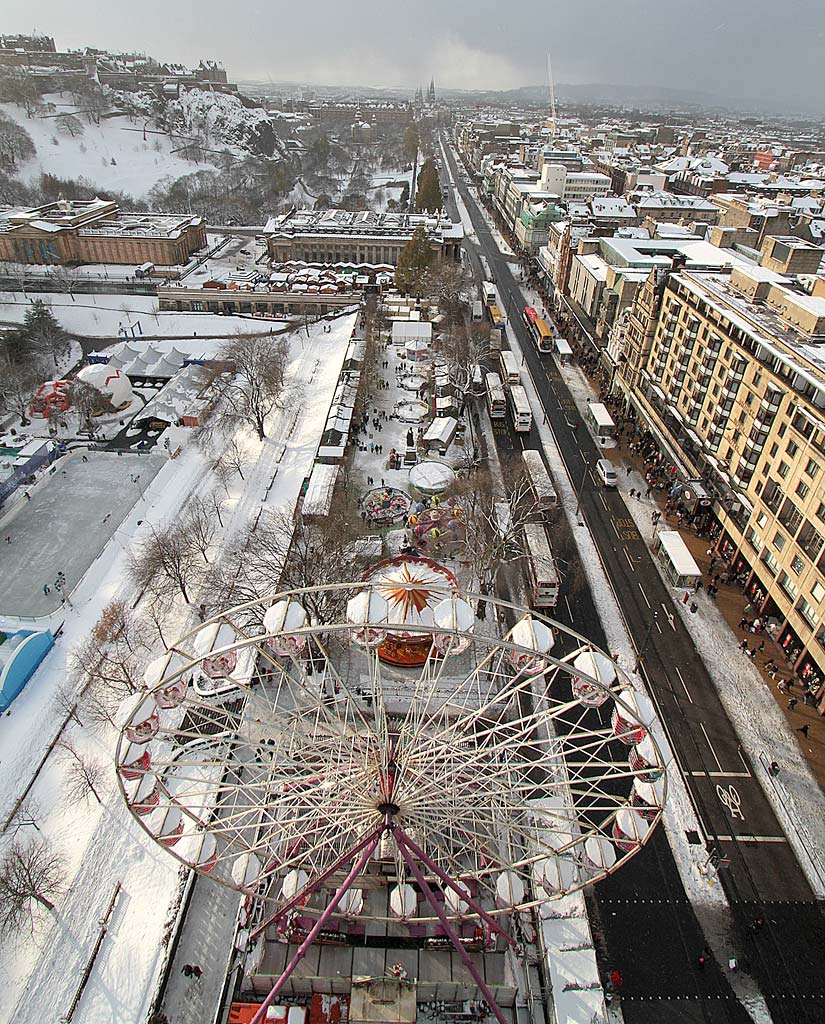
xmin=441 ymin=136 xmax=825 ymax=1023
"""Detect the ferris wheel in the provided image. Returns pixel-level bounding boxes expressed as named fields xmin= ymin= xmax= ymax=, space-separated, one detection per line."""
xmin=116 ymin=558 xmax=666 ymax=935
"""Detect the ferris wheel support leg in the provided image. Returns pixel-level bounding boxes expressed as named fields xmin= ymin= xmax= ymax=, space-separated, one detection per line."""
xmin=250 ymin=834 xmax=382 ymax=1024
xmin=251 ymin=825 xmax=384 ymax=942
xmin=397 ymin=839 xmax=510 ymax=1024
xmin=394 ymin=827 xmax=516 ymax=949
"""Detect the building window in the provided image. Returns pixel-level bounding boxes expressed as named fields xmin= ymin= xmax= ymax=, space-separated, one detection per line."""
xmin=779 ymin=572 xmax=799 ymax=599
xmin=791 ymin=555 xmax=805 ymax=576
xmin=778 ymin=497 xmax=803 ymax=533
xmin=770 ymin=443 xmax=779 ymax=458
xmin=796 ymin=480 xmax=810 ymax=500
xmin=817 ymin=502 xmax=825 ymax=524
xmin=805 ymin=458 xmax=819 ymax=479
xmin=756 ymin=511 xmax=767 ymax=529
xmin=798 ymin=522 xmax=824 ymax=560
xmin=777 ymin=461 xmax=789 ymax=479
xmin=778 ymin=423 xmax=786 ymax=438
xmin=787 ymin=439 xmax=800 ymax=457
xmin=797 ymin=598 xmax=819 ymax=629
xmin=812 ymin=581 xmax=825 ymax=603
xmin=773 ymin=531 xmax=786 ymax=552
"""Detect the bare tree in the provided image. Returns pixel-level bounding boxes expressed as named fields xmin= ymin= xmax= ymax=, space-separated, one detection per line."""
xmin=201 ymin=335 xmax=291 ymax=440
xmin=5 ymin=261 xmax=32 ymax=298
xmin=55 ymin=113 xmax=84 ymax=139
xmin=0 ymin=836 xmax=64 ymax=935
xmin=53 ymin=680 xmax=84 ymax=727
xmin=221 ymin=438 xmax=247 ymax=480
xmin=128 ymin=524 xmax=203 ymax=604
xmin=425 ymin=257 xmax=469 ymax=330
xmin=454 ymin=469 xmax=540 ymax=618
xmin=58 ymin=740 xmax=105 ymax=805
xmin=68 ymin=600 xmax=152 ymax=727
xmin=181 ymin=497 xmax=218 ymax=563
xmin=217 ymin=505 xmax=367 ymax=623
xmin=205 ymin=489 xmax=227 ymax=528
xmin=50 ymin=265 xmax=78 ymax=303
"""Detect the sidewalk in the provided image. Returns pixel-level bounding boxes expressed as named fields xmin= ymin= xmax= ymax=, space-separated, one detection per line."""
xmin=600 ymin=406 xmax=825 ymax=792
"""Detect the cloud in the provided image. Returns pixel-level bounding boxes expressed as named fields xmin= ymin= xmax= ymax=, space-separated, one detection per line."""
xmin=429 ymin=38 xmax=524 ymax=91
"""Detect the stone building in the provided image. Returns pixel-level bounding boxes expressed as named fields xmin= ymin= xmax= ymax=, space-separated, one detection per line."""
xmin=264 ymin=210 xmax=462 ymax=266
xmin=0 ymin=200 xmax=206 ymax=266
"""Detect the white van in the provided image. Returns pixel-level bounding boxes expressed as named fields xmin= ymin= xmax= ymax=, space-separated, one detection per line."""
xmin=595 ymin=459 xmax=618 ymax=488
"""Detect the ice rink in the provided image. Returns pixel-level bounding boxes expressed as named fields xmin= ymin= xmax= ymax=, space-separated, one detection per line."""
xmin=0 ymin=450 xmax=165 ymax=618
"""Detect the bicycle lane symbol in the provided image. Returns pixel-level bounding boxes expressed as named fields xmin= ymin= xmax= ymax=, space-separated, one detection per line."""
xmin=716 ymin=783 xmax=745 ymax=821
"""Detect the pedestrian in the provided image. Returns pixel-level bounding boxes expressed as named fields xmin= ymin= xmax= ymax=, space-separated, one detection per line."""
xmin=758 ymin=640 xmax=765 ymax=653
xmin=192 ymin=965 xmax=203 ymax=979
xmin=4 ymin=535 xmax=10 ymax=544
xmin=609 ymin=968 xmax=623 ymax=989
xmin=645 ymin=486 xmax=652 ymax=498
xmin=697 ymin=953 xmax=707 ymax=970
xmin=788 ymin=698 xmax=798 ymax=711
xmin=43 ymin=584 xmax=50 ymax=595
xmin=182 ymin=964 xmax=193 ymax=977
xmin=769 ymin=761 xmax=780 ymax=777
xmin=797 ymin=724 xmax=810 ymax=738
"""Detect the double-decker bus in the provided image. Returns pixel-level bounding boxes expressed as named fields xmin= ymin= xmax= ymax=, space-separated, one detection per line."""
xmin=499 ymin=350 xmax=520 ymax=386
xmin=523 ymin=306 xmax=553 ymax=353
xmin=532 ymin=317 xmax=553 ymax=353
xmin=508 ymin=384 xmax=532 ymax=433
xmin=520 ymin=449 xmax=559 ymax=515
xmin=485 ymin=372 xmax=506 ymax=419
xmin=489 ymin=304 xmax=505 ymax=331
xmin=522 ymin=523 xmax=559 ymax=608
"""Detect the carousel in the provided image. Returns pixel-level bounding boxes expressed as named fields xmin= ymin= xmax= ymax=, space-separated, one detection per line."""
xmin=406 ymin=497 xmax=465 ymax=557
xmin=361 ymin=486 xmax=412 ymax=526
xmin=361 ymin=555 xmax=462 ymax=666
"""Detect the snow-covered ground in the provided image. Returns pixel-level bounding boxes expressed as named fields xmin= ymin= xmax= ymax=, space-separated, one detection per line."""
xmin=0 ymin=313 xmax=357 ymax=1024
xmin=0 ymin=291 xmax=289 ymax=338
xmin=1 ymin=97 xmax=213 ymax=199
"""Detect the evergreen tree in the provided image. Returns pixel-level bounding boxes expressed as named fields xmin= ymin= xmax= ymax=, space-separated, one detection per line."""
xmin=395 ymin=224 xmax=433 ymax=296
xmin=415 ymin=158 xmax=441 ymax=213
xmin=22 ymin=300 xmax=68 ymax=366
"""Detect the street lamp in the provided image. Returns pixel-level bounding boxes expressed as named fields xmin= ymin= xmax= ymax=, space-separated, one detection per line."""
xmin=634 ymin=611 xmax=659 ymax=673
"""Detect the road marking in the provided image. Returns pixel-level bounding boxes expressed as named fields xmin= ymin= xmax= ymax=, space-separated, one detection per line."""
xmin=661 ymin=604 xmax=676 ymax=630
xmin=715 ymin=835 xmax=788 ymax=844
xmin=716 ymin=783 xmax=745 ymax=820
xmin=622 ymin=547 xmax=635 ymax=573
xmin=654 ymin=617 xmax=663 ymax=635
xmin=699 ymin=722 xmax=724 ymax=773
xmin=563 ymin=595 xmax=574 ymax=621
xmin=689 ymin=770 xmax=750 ymax=778
xmin=637 ymin=583 xmax=651 ymax=609
xmin=610 ymin=520 xmax=621 ymax=541
xmin=674 ymin=666 xmax=693 ymax=703
xmin=599 ymin=494 xmax=608 ymax=511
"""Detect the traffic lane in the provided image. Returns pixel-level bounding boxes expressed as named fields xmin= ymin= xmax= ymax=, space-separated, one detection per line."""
xmin=450 ymin=148 xmax=825 ymax=1013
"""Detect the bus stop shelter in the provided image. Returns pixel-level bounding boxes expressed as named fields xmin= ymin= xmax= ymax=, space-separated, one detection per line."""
xmin=654 ymin=531 xmax=701 ymax=589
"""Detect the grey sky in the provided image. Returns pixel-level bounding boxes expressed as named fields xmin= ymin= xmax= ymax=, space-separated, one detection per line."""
xmin=4 ymin=0 xmax=825 ymax=106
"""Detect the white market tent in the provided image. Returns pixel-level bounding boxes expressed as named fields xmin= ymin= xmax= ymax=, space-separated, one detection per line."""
xmin=392 ymin=321 xmax=432 ymax=344
xmin=654 ymin=530 xmax=701 ymax=588
xmin=302 ymin=463 xmax=339 ymax=518
xmin=423 ymin=416 xmax=458 ymax=452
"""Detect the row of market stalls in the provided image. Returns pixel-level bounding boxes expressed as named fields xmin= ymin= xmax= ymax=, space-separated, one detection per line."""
xmin=89 ymin=341 xmax=206 ymax=381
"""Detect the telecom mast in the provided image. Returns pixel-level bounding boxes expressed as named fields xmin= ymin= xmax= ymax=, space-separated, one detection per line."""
xmin=547 ymin=53 xmax=557 ymax=138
